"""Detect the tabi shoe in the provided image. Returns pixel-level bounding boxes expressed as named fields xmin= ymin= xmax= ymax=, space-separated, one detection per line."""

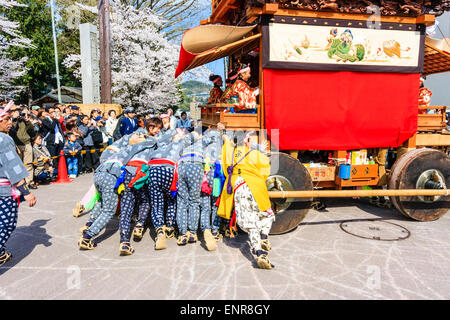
xmin=311 ymin=201 xmax=326 ymax=211
xmin=119 ymin=241 xmax=135 ymax=256
xmin=164 ymin=226 xmax=176 ymax=239
xmin=377 ymin=198 xmax=392 ymax=209
xmin=203 ymin=229 xmax=217 ymax=251
xmin=0 ymin=252 xmax=12 ymax=266
xmin=132 ymin=224 xmax=144 ymax=241
xmin=369 ymin=197 xmax=380 ymax=207
xmin=212 ymin=230 xmax=223 ymax=242
xmin=256 ymin=251 xmax=274 ymax=270
xmin=78 ymin=234 xmax=97 ymax=250
xmin=187 ymin=231 xmax=198 ymax=244
xmin=224 ymin=228 xmax=238 ymax=238
xmin=73 ymin=202 xmax=84 ymax=218
xmin=80 ymin=222 xmax=92 ymax=234
xmin=177 ymin=234 xmax=188 ymax=246
xmin=261 ymin=239 xmax=271 ymax=252
xmin=154 ymin=227 xmax=167 ymax=250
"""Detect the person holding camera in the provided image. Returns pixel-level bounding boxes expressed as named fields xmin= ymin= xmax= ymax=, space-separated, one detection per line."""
xmin=40 ymin=106 xmax=65 ymax=172
xmin=79 ymin=115 xmax=102 ymax=173
xmin=8 ymin=105 xmax=37 ymax=189
xmin=95 ymin=116 xmax=109 ymax=147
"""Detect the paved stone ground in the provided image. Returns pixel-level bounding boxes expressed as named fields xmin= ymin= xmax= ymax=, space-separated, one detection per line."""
xmin=0 ymin=173 xmax=449 ymax=300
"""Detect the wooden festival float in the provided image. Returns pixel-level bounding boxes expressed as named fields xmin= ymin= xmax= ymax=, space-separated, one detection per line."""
xmin=175 ymin=0 xmax=450 ymax=234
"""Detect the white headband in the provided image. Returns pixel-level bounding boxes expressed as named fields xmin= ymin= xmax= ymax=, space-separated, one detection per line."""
xmin=239 ymin=67 xmax=250 ymax=74
xmin=0 ymin=101 xmax=14 ymax=121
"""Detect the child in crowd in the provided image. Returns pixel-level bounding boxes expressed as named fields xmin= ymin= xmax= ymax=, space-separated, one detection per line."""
xmin=32 ymin=134 xmax=55 ymax=184
xmin=63 ymin=132 xmax=83 ymax=179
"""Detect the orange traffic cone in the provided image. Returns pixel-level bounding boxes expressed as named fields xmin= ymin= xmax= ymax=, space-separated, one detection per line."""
xmin=53 ymin=150 xmax=72 ymax=184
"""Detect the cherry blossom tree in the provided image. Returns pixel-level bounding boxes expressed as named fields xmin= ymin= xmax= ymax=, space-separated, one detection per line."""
xmin=110 ymin=1 xmax=181 ymax=109
xmin=0 ymin=0 xmax=32 ymax=98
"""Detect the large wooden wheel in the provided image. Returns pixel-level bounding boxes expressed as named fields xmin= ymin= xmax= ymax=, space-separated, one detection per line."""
xmin=267 ymin=152 xmax=313 ymax=235
xmin=388 ymin=148 xmax=450 ymax=221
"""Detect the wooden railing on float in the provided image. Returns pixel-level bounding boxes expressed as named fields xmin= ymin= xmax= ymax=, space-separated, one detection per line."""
xmin=199 ymin=103 xmax=262 ymax=131
xmin=418 ymin=106 xmax=448 ymax=131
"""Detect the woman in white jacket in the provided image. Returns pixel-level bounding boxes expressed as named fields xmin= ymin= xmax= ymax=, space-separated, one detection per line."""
xmin=105 ymin=110 xmax=118 ymax=145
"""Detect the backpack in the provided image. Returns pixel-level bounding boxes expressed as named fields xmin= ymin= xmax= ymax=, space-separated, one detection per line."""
xmin=91 ymin=129 xmax=104 ymax=145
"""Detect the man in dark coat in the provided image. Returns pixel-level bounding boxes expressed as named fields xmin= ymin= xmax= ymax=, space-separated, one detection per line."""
xmin=40 ymin=106 xmax=65 ymax=170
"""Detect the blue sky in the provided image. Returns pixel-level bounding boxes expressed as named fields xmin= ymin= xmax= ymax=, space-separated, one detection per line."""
xmin=424 ymin=12 xmax=450 ymax=106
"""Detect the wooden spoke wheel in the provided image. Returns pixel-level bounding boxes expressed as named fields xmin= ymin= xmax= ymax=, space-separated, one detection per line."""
xmin=267 ymin=152 xmax=313 ymax=235
xmin=388 ymin=148 xmax=450 ymax=221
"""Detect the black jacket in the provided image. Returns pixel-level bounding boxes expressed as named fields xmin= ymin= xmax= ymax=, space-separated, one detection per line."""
xmin=40 ymin=116 xmax=64 ymax=146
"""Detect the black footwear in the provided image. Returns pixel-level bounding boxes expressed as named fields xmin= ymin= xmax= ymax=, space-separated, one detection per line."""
xmin=0 ymin=251 xmax=12 ymax=266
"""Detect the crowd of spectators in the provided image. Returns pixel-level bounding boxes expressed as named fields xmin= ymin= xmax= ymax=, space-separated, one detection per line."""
xmin=0 ymin=101 xmax=193 ymax=191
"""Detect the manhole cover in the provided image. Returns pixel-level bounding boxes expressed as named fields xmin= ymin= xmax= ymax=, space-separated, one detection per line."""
xmin=340 ymin=220 xmax=410 ymax=241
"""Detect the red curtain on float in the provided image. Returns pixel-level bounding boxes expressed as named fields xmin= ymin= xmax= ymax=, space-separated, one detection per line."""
xmin=263 ymin=69 xmax=419 ymax=151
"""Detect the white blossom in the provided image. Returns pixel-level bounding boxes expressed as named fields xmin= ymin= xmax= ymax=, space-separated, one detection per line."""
xmin=110 ymin=1 xmax=182 ymax=111
xmin=0 ymin=0 xmax=33 ymax=98
xmin=62 ymin=54 xmax=82 ymax=80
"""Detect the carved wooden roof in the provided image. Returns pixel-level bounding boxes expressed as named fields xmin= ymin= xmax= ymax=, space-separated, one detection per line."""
xmin=424 ymin=37 xmax=450 ymax=75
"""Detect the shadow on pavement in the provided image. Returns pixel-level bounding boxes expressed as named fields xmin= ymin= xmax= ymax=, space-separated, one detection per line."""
xmin=223 ymin=234 xmax=258 ymax=268
xmin=306 ymin=197 xmax=409 ymax=222
xmin=94 ymin=218 xmax=119 ymax=244
xmin=0 ymin=219 xmax=52 ymax=276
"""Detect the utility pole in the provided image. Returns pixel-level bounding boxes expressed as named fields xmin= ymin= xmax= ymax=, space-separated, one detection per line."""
xmin=98 ymin=0 xmax=112 ymax=104
xmin=50 ymin=0 xmax=62 ymax=104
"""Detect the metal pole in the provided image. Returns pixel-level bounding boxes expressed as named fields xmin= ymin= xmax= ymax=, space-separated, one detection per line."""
xmin=224 ymin=56 xmax=228 ymax=80
xmin=50 ymin=0 xmax=62 ymax=104
xmin=268 ymin=189 xmax=450 ymax=199
xmin=98 ymin=0 xmax=112 ymax=104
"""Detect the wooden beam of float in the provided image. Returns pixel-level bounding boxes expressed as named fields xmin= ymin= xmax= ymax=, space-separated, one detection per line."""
xmin=269 ymin=189 xmax=450 ymax=198
xmin=246 ymin=6 xmax=436 ymax=26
